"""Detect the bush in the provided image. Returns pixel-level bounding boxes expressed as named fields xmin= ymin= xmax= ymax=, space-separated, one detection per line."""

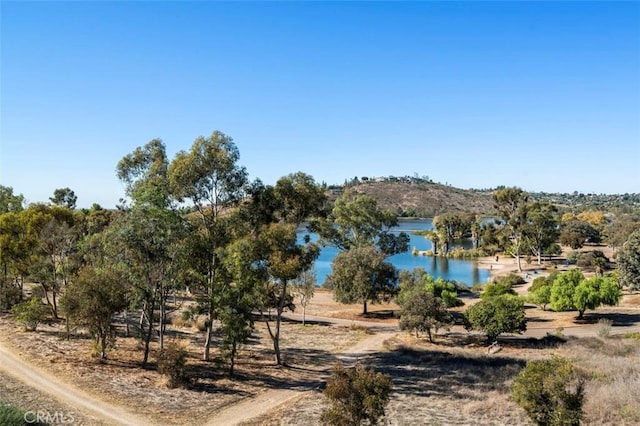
xmin=511 ymin=356 xmax=585 ymax=426
xmin=157 ymin=342 xmax=189 ymax=388
xmin=11 ymin=298 xmax=50 ymax=331
xmin=0 ymin=402 xmax=48 ymax=425
xmin=0 ymin=284 xmax=23 ymax=312
xmin=596 ymin=318 xmax=613 ymax=338
xmin=481 ymin=282 xmax=517 ymax=299
xmin=322 ymin=362 xmax=392 ymax=426
xmin=566 ymin=251 xmax=580 ymax=265
xmin=465 ymin=295 xmax=527 ymax=342
xmin=496 ymin=273 xmax=526 ymax=287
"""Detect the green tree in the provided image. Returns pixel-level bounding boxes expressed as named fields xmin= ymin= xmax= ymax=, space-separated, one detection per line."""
xmin=549 ymin=269 xmax=584 ymax=312
xmin=528 ymin=272 xmax=557 ymax=310
xmin=523 ymin=201 xmax=559 ymax=265
xmin=117 ymin=139 xmax=184 ymax=364
xmin=61 ymin=266 xmax=128 ymax=359
xmin=604 ymin=214 xmax=640 ymax=254
xmin=0 ymin=212 xmax=32 ymax=310
xmin=218 ymin=235 xmax=261 ymax=375
xmin=327 ymin=247 xmax=397 ymax=315
xmin=168 ymin=131 xmax=248 ymax=361
xmin=493 ymin=187 xmax=530 ymax=272
xmin=50 ymin=187 xmax=78 ymax=210
xmin=617 ymin=229 xmax=640 ymax=291
xmin=240 ymin=173 xmax=325 ymax=365
xmin=315 ymin=193 xmax=409 ymax=314
xmin=481 ymin=282 xmax=517 ymax=299
xmin=398 ymin=289 xmax=452 ymax=342
xmin=36 ymin=215 xmax=78 ymax=319
xmin=560 ymin=220 xmax=601 ymax=249
xmin=255 ymin=223 xmax=319 ymax=365
xmin=465 ymin=295 xmax=527 ymax=342
xmin=12 ymin=297 xmax=50 ymax=331
xmin=573 ymin=276 xmax=621 ymax=320
xmin=549 ymin=269 xmax=621 ymax=319
xmin=322 ymin=362 xmax=392 ymax=426
xmin=0 ymin=185 xmax=25 ymax=213
xmin=292 ymin=269 xmax=316 ymax=326
xmin=511 ymin=356 xmax=585 ymax=426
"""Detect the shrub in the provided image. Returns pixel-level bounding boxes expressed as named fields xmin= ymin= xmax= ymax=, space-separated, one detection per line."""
xmin=322 ymin=362 xmax=392 ymax=426
xmin=157 ymin=342 xmax=189 ymax=388
xmin=0 ymin=284 xmax=23 ymax=312
xmin=566 ymin=251 xmax=580 ymax=265
xmin=511 ymin=356 xmax=585 ymax=426
xmin=481 ymin=282 xmax=517 ymax=299
xmin=465 ymin=295 xmax=527 ymax=342
xmin=11 ymin=297 xmax=50 ymax=331
xmin=496 ymin=273 xmax=526 ymax=287
xmin=596 ymin=318 xmax=613 ymax=338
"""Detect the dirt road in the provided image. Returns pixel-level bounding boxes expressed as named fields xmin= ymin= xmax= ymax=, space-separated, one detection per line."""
xmin=0 ymin=339 xmax=151 ymax=426
xmin=206 ymin=319 xmax=398 ymax=426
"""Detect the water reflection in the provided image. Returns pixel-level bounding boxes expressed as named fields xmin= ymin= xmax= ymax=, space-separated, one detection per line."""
xmin=300 ymin=219 xmax=491 ymax=287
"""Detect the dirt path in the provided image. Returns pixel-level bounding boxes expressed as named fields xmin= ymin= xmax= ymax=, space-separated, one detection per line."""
xmin=207 ymin=319 xmax=398 ymax=426
xmin=0 ymin=339 xmax=151 ymax=426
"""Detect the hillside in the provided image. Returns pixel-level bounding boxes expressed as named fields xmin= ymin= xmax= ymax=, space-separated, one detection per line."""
xmin=343 ymin=181 xmax=494 ymax=217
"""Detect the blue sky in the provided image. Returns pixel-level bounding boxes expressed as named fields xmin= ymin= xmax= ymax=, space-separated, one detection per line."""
xmin=2 ymin=1 xmax=639 ymax=208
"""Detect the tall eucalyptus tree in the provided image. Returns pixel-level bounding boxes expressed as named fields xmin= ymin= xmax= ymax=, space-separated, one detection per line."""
xmin=117 ymin=139 xmax=183 ymax=365
xmin=493 ymin=187 xmax=529 ymax=272
xmin=168 ymin=131 xmax=248 ymax=361
xmin=314 ymin=192 xmax=409 ymax=314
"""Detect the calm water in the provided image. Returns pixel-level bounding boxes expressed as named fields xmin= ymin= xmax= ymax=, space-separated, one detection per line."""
xmin=299 ymin=219 xmax=490 ymax=287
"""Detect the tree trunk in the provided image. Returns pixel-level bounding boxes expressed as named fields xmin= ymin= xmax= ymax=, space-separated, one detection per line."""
xmin=302 ymin=305 xmax=306 ymax=326
xmin=123 ymin=310 xmax=130 ymax=337
xmin=100 ymin=333 xmax=107 ymax=359
xmin=203 ymin=262 xmax=216 ymax=361
xmin=159 ymin=283 xmax=165 ymax=351
xmin=515 ymin=241 xmax=523 ymax=272
xmin=203 ymin=311 xmax=214 ymax=361
xmin=363 ymin=300 xmax=368 ymax=315
xmin=229 ymin=341 xmax=237 ymax=376
xmin=52 ymin=291 xmax=59 ymax=320
xmin=142 ymin=305 xmax=154 ymax=367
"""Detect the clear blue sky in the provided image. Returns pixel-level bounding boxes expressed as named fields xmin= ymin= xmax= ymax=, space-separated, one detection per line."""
xmin=2 ymin=1 xmax=639 ymax=208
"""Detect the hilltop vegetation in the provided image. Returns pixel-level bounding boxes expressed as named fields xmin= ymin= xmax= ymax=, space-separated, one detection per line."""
xmin=336 ymin=180 xmax=494 ymax=217
xmin=329 ymin=177 xmax=640 ymax=218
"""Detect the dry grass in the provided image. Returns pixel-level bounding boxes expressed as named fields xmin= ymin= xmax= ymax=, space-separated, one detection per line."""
xmin=2 ymin=288 xmax=640 ymax=425
xmin=0 ymin=314 xmax=366 ymax=425
xmin=250 ymin=331 xmax=640 ymax=426
xmin=558 ymin=337 xmax=640 ymax=425
xmin=0 ymin=370 xmax=109 ymax=426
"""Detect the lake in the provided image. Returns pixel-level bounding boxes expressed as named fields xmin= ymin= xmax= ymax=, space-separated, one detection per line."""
xmin=299 ymin=219 xmax=491 ymax=287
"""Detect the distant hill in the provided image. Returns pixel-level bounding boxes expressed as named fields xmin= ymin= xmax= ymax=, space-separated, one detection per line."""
xmin=329 ymin=180 xmax=640 ymax=218
xmin=335 ymin=181 xmax=494 ymax=218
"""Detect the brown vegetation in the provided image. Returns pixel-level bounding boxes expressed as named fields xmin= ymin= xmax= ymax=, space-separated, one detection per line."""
xmin=348 ymin=181 xmax=494 ymax=217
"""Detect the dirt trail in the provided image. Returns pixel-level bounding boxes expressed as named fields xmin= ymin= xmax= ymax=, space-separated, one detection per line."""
xmin=207 ymin=321 xmax=398 ymax=426
xmin=0 ymin=340 xmax=151 ymax=426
